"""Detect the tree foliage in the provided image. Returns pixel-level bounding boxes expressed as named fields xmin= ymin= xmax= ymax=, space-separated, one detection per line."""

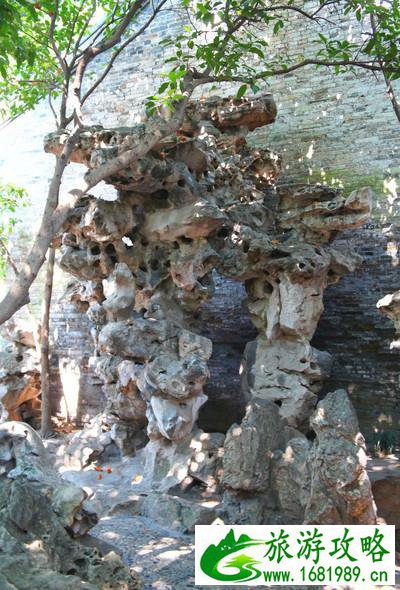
xmin=0 ymin=0 xmax=157 ymax=123
xmin=145 ymin=0 xmax=400 ymax=112
xmin=0 ymin=183 xmax=29 ymax=278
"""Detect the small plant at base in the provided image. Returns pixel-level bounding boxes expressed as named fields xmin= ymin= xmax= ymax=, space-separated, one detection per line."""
xmin=372 ymin=429 xmax=398 ymax=456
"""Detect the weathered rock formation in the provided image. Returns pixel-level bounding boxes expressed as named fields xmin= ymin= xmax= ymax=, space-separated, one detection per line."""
xmin=221 ymin=389 xmax=376 ymax=525
xmin=45 ymin=93 xmax=375 ymax=525
xmin=304 ymin=389 xmax=376 ymax=524
xmin=0 ymin=318 xmax=41 ymax=424
xmin=0 ymin=421 xmax=139 ymax=589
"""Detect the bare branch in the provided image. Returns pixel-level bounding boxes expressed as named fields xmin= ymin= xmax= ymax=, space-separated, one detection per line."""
xmin=0 ymin=238 xmax=19 ymax=277
xmin=48 ymin=91 xmax=59 ymax=127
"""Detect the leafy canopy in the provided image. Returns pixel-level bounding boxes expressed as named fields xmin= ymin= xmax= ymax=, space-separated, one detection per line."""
xmin=146 ymin=0 xmax=400 ymax=111
xmin=0 ymin=0 xmax=145 ymax=121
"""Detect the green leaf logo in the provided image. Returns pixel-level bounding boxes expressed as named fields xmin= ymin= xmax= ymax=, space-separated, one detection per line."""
xmin=200 ymin=529 xmax=266 ymax=582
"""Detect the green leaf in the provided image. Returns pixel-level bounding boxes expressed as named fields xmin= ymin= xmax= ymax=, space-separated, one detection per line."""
xmin=273 ymin=20 xmax=284 ymax=34
xmin=158 ymin=82 xmax=170 ymax=94
xmin=236 ymin=84 xmax=247 ymax=99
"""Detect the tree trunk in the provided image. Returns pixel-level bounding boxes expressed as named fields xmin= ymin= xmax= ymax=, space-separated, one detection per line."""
xmin=40 ymin=247 xmax=55 ymax=437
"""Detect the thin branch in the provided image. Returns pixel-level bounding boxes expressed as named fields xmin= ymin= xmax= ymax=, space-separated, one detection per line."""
xmin=64 ymin=0 xmax=86 ymax=58
xmin=74 ymin=8 xmax=122 ymax=60
xmin=70 ymin=0 xmax=150 ymax=125
xmin=49 ymin=0 xmax=68 ymax=76
xmin=72 ymin=0 xmax=97 ymax=58
xmin=89 ymin=0 xmax=149 ymax=57
xmin=48 ymin=91 xmax=59 ymax=127
xmin=81 ymin=0 xmax=169 ymax=107
xmin=0 ymin=238 xmax=19 ymax=276
xmin=370 ymin=13 xmax=400 ymax=124
xmin=193 ymin=57 xmax=398 ymax=85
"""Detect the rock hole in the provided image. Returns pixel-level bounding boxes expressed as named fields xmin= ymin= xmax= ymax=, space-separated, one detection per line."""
xmin=263 ymin=283 xmax=273 ymax=294
xmin=105 ymin=243 xmax=116 ymax=255
xmin=217 ymin=227 xmax=229 ymax=238
xmin=270 ymin=250 xmax=290 ymax=259
xmin=154 ymin=189 xmax=169 ymax=200
xmin=150 ymin=259 xmax=159 ymax=270
xmin=91 ymin=246 xmax=100 ymax=255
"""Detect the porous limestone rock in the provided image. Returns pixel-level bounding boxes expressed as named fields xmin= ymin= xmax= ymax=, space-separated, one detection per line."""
xmin=102 ymin=263 xmax=136 ymax=319
xmin=81 ymin=199 xmax=136 ymax=243
xmin=242 ymin=338 xmax=331 ymax=430
xmin=61 ymin=411 xmax=146 ymax=469
xmin=147 ymin=393 xmax=208 ymax=441
xmin=46 ymin=93 xmax=374 ymax=523
xmin=304 ymin=389 xmax=377 ymax=525
xmin=0 ymin=421 xmax=139 ymax=589
xmin=141 ymin=428 xmax=224 ymax=493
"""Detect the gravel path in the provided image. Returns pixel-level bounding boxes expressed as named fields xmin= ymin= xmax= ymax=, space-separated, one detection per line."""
xmin=92 ymin=513 xmax=292 ymax=590
xmin=92 ymin=514 xmax=203 ymax=590
xmin=92 ymin=514 xmax=399 ymax=590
